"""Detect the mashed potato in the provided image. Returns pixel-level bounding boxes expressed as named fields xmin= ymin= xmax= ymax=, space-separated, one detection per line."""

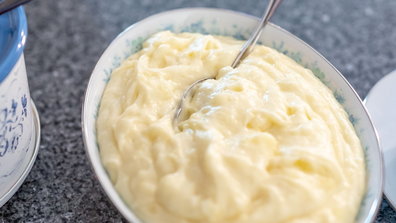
xmin=97 ymin=31 xmax=365 ymax=223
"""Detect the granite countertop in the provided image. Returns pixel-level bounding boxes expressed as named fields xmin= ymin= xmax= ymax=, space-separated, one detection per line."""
xmin=1 ymin=0 xmax=396 ymax=222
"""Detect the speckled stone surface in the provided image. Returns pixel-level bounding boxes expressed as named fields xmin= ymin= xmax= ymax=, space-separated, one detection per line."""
xmin=0 ymin=0 xmax=395 ymax=222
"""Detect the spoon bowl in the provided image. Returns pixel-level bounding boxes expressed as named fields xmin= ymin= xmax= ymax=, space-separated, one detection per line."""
xmin=173 ymin=0 xmax=284 ymax=129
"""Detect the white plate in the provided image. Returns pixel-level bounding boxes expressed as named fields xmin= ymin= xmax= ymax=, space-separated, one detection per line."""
xmin=365 ymin=70 xmax=396 ymax=211
xmin=0 ymin=99 xmax=41 ymax=208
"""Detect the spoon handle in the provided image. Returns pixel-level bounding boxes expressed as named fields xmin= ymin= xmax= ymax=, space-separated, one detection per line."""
xmin=0 ymin=0 xmax=33 ymax=15
xmin=231 ymin=0 xmax=284 ymax=68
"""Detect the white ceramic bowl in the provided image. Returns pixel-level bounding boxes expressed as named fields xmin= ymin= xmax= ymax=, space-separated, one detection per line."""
xmin=0 ymin=6 xmax=37 ymax=202
xmin=82 ymin=8 xmax=384 ymax=223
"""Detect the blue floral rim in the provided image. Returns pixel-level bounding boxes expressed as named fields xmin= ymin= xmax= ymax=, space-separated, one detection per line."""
xmin=0 ymin=6 xmax=27 ymax=84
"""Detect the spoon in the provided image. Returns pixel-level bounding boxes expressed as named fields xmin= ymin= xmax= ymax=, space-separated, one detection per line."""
xmin=173 ymin=0 xmax=284 ymax=130
xmin=0 ymin=0 xmax=33 ymax=15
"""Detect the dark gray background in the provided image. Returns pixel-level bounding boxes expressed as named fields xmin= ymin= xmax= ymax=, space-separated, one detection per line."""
xmin=1 ymin=0 xmax=395 ymax=222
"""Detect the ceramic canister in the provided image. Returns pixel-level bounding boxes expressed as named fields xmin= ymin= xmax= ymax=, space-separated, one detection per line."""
xmin=0 ymin=6 xmax=35 ymax=198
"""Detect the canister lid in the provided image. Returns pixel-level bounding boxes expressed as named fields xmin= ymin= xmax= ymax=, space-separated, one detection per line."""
xmin=0 ymin=6 xmax=27 ymax=83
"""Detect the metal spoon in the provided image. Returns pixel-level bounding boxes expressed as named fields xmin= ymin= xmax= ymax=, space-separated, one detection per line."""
xmin=173 ymin=0 xmax=284 ymax=130
xmin=0 ymin=0 xmax=33 ymax=15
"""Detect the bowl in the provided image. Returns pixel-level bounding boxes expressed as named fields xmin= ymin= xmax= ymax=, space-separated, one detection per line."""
xmin=82 ymin=7 xmax=383 ymax=223
xmin=0 ymin=6 xmax=40 ymax=206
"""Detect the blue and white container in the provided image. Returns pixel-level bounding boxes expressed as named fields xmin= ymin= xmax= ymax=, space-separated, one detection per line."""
xmin=0 ymin=6 xmax=40 ymax=207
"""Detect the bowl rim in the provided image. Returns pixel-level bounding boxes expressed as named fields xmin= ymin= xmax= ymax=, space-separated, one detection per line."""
xmin=81 ymin=7 xmax=384 ymax=223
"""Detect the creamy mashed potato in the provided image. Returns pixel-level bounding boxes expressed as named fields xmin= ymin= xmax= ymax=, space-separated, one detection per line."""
xmin=97 ymin=31 xmax=365 ymax=223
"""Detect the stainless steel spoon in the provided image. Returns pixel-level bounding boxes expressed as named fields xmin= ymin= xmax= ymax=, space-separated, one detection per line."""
xmin=173 ymin=0 xmax=284 ymax=130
